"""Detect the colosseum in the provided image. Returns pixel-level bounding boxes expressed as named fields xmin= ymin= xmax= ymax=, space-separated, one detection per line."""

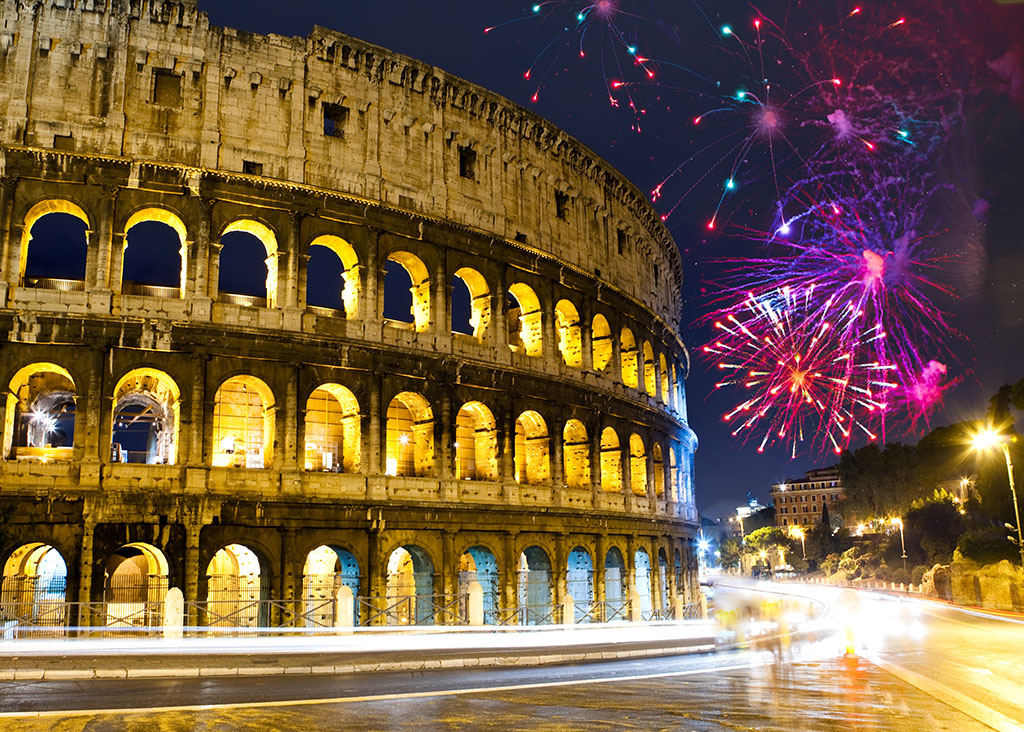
xmin=0 ymin=0 xmax=698 ymax=630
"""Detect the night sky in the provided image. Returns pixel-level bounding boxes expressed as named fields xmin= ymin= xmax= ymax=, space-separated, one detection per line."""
xmin=195 ymin=1 xmax=1023 ymax=520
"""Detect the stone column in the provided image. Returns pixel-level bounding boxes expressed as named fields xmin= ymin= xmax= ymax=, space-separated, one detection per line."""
xmin=80 ymin=345 xmax=106 ymax=464
xmin=554 ymin=533 xmax=567 ymax=612
xmin=594 ymin=534 xmax=607 ymax=609
xmin=366 ymin=525 xmax=384 ymax=625
xmin=500 ymin=407 xmax=517 ymax=503
xmin=76 ymin=519 xmax=96 ymax=609
xmin=90 ymin=186 xmax=119 ymax=303
xmin=626 ymin=535 xmax=637 ymax=595
xmin=550 ymin=415 xmax=564 ymax=492
xmin=368 ymin=375 xmax=382 ymax=474
xmin=434 ymin=256 xmax=447 ymax=338
xmin=187 ymin=354 xmax=207 ymax=466
xmin=183 ymin=522 xmax=201 ymax=626
xmin=279 ymin=528 xmax=298 ymax=627
xmin=650 ymin=539 xmax=663 ymax=612
xmin=439 ymin=385 xmax=453 ymax=480
xmin=442 ymin=530 xmax=456 ymax=622
xmin=282 ymin=211 xmax=304 ymax=328
xmin=282 ymin=364 xmax=300 ymax=472
xmin=501 ymin=532 xmax=517 ymax=616
xmin=362 ymin=229 xmax=381 ymax=323
xmin=0 ymin=175 xmax=19 ymax=301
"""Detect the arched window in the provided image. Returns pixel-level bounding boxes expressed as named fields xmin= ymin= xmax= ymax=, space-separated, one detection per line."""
xmin=659 ymin=353 xmax=669 ymax=405
xmin=385 ymin=392 xmax=434 ymax=477
xmin=629 ymin=433 xmax=648 ymax=496
xmin=554 ymin=299 xmax=582 ymax=367
xmin=2 ymin=543 xmax=67 ymax=627
xmin=304 ymin=384 xmax=360 ymax=472
xmin=514 ymin=410 xmax=549 ymax=485
xmin=218 ymin=220 xmax=278 ymax=308
xmin=302 ymin=545 xmax=360 ymax=627
xmin=562 ymin=419 xmax=590 ymax=488
xmin=105 ymin=542 xmax=168 ymax=626
xmin=212 ymin=376 xmax=275 ymax=468
xmin=620 ymin=327 xmax=638 ymax=388
xmin=591 ymin=314 xmax=612 ymax=372
xmin=111 ymin=368 xmax=180 ymax=465
xmin=306 ymin=235 xmax=360 ymax=318
xmin=386 ymin=545 xmax=434 ymax=624
xmin=451 ymin=268 xmax=490 ymax=339
xmin=600 ymin=427 xmax=622 ymax=492
xmin=206 ymin=544 xmax=266 ymax=627
xmin=517 ymin=546 xmax=552 ymax=625
xmin=19 ymin=200 xmax=89 ymax=289
xmin=383 ymin=251 xmax=430 ymax=332
xmin=506 ymin=283 xmax=543 ymax=357
xmin=122 ymin=208 xmax=187 ymax=298
xmin=643 ymin=341 xmax=656 ymax=395
xmin=4 ymin=363 xmax=76 ymax=461
xmin=652 ymin=442 xmax=665 ymax=497
xmin=454 ymin=401 xmax=497 ymax=480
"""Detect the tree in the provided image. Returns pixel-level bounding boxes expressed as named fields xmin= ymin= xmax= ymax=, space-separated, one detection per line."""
xmin=745 ymin=505 xmax=775 ymax=533
xmin=718 ymin=537 xmax=743 ymax=570
xmin=839 ymin=442 xmax=930 ymax=520
xmin=745 ymin=527 xmax=795 ymax=566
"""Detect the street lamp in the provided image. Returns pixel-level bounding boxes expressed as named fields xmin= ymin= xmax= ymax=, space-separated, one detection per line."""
xmin=790 ymin=526 xmax=806 ymax=560
xmin=891 ymin=517 xmax=907 ymax=572
xmin=971 ymin=428 xmax=1024 ymax=568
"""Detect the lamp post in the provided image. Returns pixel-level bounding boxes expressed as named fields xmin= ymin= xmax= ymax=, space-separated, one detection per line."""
xmin=971 ymin=429 xmax=1024 ymax=568
xmin=891 ymin=517 xmax=907 ymax=572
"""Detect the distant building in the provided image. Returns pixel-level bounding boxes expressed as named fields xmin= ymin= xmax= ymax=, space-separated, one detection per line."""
xmin=771 ymin=467 xmax=842 ymax=528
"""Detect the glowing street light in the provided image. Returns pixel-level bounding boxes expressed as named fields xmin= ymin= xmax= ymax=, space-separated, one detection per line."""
xmin=971 ymin=428 xmax=1024 ymax=568
xmin=790 ymin=525 xmax=806 ymax=560
xmin=891 ymin=517 xmax=907 ymax=572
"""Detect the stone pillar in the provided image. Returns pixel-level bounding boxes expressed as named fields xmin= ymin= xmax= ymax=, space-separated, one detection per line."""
xmin=554 ymin=533 xmax=567 ymax=611
xmin=368 ymin=376 xmax=382 ymax=474
xmin=580 ymin=305 xmax=594 ymax=373
xmin=594 ymin=534 xmax=607 ymax=610
xmin=192 ymin=197 xmax=213 ymax=304
xmin=550 ymin=415 xmax=564 ymax=492
xmin=441 ymin=530 xmax=456 ymax=621
xmin=282 ymin=211 xmax=303 ymax=328
xmin=590 ymin=423 xmax=603 ymax=502
xmin=439 ymin=387 xmax=453 ymax=480
xmin=80 ymin=346 xmax=106 ymax=464
xmin=183 ymin=522 xmax=201 ymax=626
xmin=500 ymin=407 xmax=516 ymax=503
xmin=626 ymin=535 xmax=637 ymax=597
xmin=0 ymin=176 xmax=19 ymax=300
xmin=282 ymin=364 xmax=300 ymax=471
xmin=279 ymin=528 xmax=298 ymax=627
xmin=366 ymin=526 xmax=383 ymax=626
xmin=363 ymin=229 xmax=381 ymax=323
xmin=650 ymin=539 xmax=663 ymax=612
xmin=206 ymin=241 xmax=222 ymax=302
xmin=187 ymin=354 xmax=207 ymax=466
xmin=76 ymin=520 xmax=96 ymax=609
xmin=434 ymin=256 xmax=447 ymax=337
xmin=501 ymin=532 xmax=517 ymax=617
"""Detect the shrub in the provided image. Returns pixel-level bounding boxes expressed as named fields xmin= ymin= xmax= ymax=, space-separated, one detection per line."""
xmin=957 ymin=528 xmax=1019 ymax=564
xmin=820 ymin=553 xmax=840 ymax=575
xmin=891 ymin=567 xmax=911 ymax=586
xmin=911 ymin=565 xmax=929 ymax=585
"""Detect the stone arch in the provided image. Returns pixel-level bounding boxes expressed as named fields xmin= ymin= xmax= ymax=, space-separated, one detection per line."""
xmin=634 ymin=548 xmax=653 ymax=617
xmin=218 ymin=219 xmax=279 ymax=308
xmin=566 ymin=546 xmax=594 ymax=623
xmin=670 ymin=362 xmax=679 ymax=410
xmin=591 ymin=314 xmax=612 ymax=372
xmin=669 ymin=444 xmax=680 ymax=502
xmin=506 ymin=283 xmax=543 ymax=357
xmin=206 ymin=543 xmax=267 ymax=627
xmin=105 ymin=542 xmax=168 ymax=626
xmin=458 ymin=545 xmax=500 ymax=622
xmin=3 ymin=362 xmax=76 ymax=461
xmin=659 ymin=353 xmax=670 ymax=404
xmin=517 ymin=545 xmax=553 ymax=624
xmin=112 ymin=368 xmax=181 ymax=465
xmin=19 ymin=199 xmax=90 ymax=286
xmin=1 ymin=543 xmax=67 ymax=626
xmin=454 ymin=401 xmax=497 ymax=481
xmin=514 ymin=410 xmax=549 ymax=485
xmin=620 ymin=327 xmax=638 ymax=388
xmin=629 ymin=433 xmax=648 ymax=496
xmin=383 ymin=251 xmax=430 ymax=332
xmin=122 ymin=207 xmax=188 ymax=297
xmin=304 ymin=383 xmax=360 ymax=473
xmin=451 ymin=267 xmax=490 ymax=339
xmin=674 ymin=547 xmax=685 ymax=599
xmin=603 ymin=546 xmax=627 ymax=619
xmin=302 ymin=545 xmax=360 ymax=627
xmin=385 ymin=392 xmax=434 ymax=477
xmin=562 ymin=419 xmax=590 ymax=489
xmin=554 ymin=299 xmax=582 ymax=367
xmin=212 ymin=375 xmax=276 ymax=469
xmin=385 ymin=545 xmax=435 ymax=624
xmin=600 ymin=427 xmax=622 ymax=492
xmin=307 ymin=234 xmax=360 ymax=318
xmin=657 ymin=548 xmax=670 ymax=608
xmin=652 ymin=442 xmax=665 ymax=497
xmin=642 ymin=341 xmax=656 ymax=395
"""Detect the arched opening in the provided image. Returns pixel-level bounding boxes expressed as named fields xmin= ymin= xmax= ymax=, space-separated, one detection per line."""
xmin=562 ymin=419 xmax=590 ymax=489
xmin=20 ymin=201 xmax=89 ymax=289
xmin=643 ymin=341 xmax=656 ymax=395
xmin=458 ymin=546 xmax=500 ymax=623
xmin=517 ymin=546 xmax=552 ymax=625
xmin=454 ymin=401 xmax=497 ymax=481
xmin=385 ymin=545 xmax=435 ymax=624
xmin=600 ymin=427 xmax=622 ymax=492
xmin=566 ymin=547 xmax=594 ymax=623
xmin=674 ymin=547 xmax=686 ymax=601
xmin=4 ymin=363 xmax=76 ymax=461
xmin=1 ymin=543 xmax=67 ymax=627
xmin=629 ymin=433 xmax=648 ymax=496
xmin=652 ymin=443 xmax=665 ymax=497
xmin=620 ymin=327 xmax=638 ymax=388
xmin=658 ymin=549 xmax=670 ymax=609
xmin=514 ymin=410 xmax=549 ymax=485
xmin=451 ymin=268 xmax=490 ymax=339
xmin=506 ymin=283 xmax=543 ymax=357
xmin=302 ymin=545 xmax=360 ymax=627
xmin=669 ymin=445 xmax=680 ymax=502
xmin=554 ymin=299 xmax=582 ymax=367
xmin=122 ymin=209 xmax=187 ymax=298
xmin=105 ymin=543 xmax=168 ymax=627
xmin=604 ymin=547 xmax=627 ymax=621
xmin=212 ymin=376 xmax=276 ymax=469
xmin=591 ymin=314 xmax=612 ymax=372
xmin=385 ymin=392 xmax=433 ymax=477
xmin=111 ymin=369 xmax=180 ymax=465
xmin=307 ymin=235 xmax=360 ymax=318
xmin=304 ymin=384 xmax=360 ymax=473
xmin=218 ymin=220 xmax=278 ymax=308
xmin=659 ymin=353 xmax=670 ymax=404
xmin=670 ymin=362 xmax=679 ymax=410
xmin=383 ymin=251 xmax=430 ymax=332
xmin=206 ymin=544 xmax=266 ymax=628
xmin=634 ymin=548 xmax=653 ymax=617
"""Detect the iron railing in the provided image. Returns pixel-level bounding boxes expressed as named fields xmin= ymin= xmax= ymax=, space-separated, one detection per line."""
xmin=356 ymin=594 xmax=466 ymax=627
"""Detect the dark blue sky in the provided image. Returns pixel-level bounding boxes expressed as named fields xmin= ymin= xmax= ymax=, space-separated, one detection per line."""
xmin=201 ymin=1 xmax=1023 ymax=520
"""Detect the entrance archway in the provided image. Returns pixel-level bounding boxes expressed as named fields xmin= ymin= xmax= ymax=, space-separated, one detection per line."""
xmin=206 ymin=544 xmax=266 ymax=628
xmin=635 ymin=548 xmax=653 ymax=618
xmin=1 ymin=543 xmax=67 ymax=627
xmin=105 ymin=543 xmax=168 ymax=626
xmin=658 ymin=548 xmax=670 ymax=610
xmin=385 ymin=545 xmax=435 ymax=624
xmin=604 ymin=547 xmax=627 ymax=621
xmin=517 ymin=546 xmax=552 ymax=625
xmin=458 ymin=546 xmax=500 ymax=623
xmin=566 ymin=546 xmax=594 ymax=623
xmin=302 ymin=545 xmax=360 ymax=627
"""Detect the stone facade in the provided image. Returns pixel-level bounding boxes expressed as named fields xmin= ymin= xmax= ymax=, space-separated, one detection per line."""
xmin=0 ymin=0 xmax=698 ymax=625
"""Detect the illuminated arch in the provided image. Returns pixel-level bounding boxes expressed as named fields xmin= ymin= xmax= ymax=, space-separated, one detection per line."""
xmin=219 ymin=219 xmax=280 ymax=307
xmin=603 ymin=546 xmax=627 ymax=619
xmin=514 ymin=410 xmax=549 ymax=485
xmin=304 ymin=384 xmax=360 ymax=473
xmin=629 ymin=433 xmax=648 ymax=496
xmin=517 ymin=545 xmax=553 ymax=625
xmin=669 ymin=445 xmax=679 ymax=502
xmin=659 ymin=353 xmax=669 ymax=405
xmin=566 ymin=546 xmax=594 ymax=622
xmin=458 ymin=546 xmax=500 ymax=622
xmin=1 ymin=543 xmax=68 ymax=622
xmin=554 ymin=299 xmax=582 ymax=367
xmin=4 ymin=362 xmax=76 ymax=461
xmin=105 ymin=542 xmax=168 ymax=626
xmin=122 ymin=207 xmax=188 ymax=298
xmin=386 ymin=545 xmax=435 ymax=624
xmin=19 ymin=199 xmax=90 ymax=284
xmin=384 ymin=251 xmax=430 ymax=332
xmin=591 ymin=314 xmax=612 ymax=372
xmin=600 ymin=427 xmax=622 ymax=493
xmin=302 ymin=545 xmax=360 ymax=627
xmin=634 ymin=548 xmax=653 ymax=616
xmin=620 ymin=328 xmax=638 ymax=388
xmin=111 ymin=368 xmax=181 ymax=465
xmin=507 ymin=283 xmax=543 ymax=357
xmin=652 ymin=442 xmax=665 ymax=497
xmin=308 ymin=235 xmax=360 ymax=318
xmin=562 ymin=419 xmax=590 ymax=488
xmin=385 ymin=392 xmax=434 ymax=476
xmin=212 ymin=376 xmax=276 ymax=468
xmin=642 ymin=341 xmax=656 ymax=395
xmin=451 ymin=267 xmax=491 ymax=339
xmin=206 ymin=543 xmax=266 ymax=627
xmin=455 ymin=401 xmax=498 ymax=481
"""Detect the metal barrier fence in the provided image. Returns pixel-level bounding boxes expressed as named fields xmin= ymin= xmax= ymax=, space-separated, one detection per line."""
xmin=0 ymin=600 xmax=164 ymax=639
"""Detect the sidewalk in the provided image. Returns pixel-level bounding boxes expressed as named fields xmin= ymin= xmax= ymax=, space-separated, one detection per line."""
xmin=0 ymin=621 xmax=718 ymax=681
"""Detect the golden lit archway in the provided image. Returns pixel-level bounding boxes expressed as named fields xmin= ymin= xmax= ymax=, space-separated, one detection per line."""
xmin=591 ymin=314 xmax=612 ymax=372
xmin=642 ymin=341 xmax=656 ymax=395
xmin=507 ymin=283 xmax=543 ymax=357
xmin=620 ymin=328 xmax=638 ymax=388
xmin=385 ymin=392 xmax=434 ymax=476
xmin=452 ymin=267 xmax=491 ymax=340
xmin=652 ymin=442 xmax=665 ymax=497
xmin=123 ymin=207 xmax=188 ymax=298
xmin=385 ymin=251 xmax=431 ymax=332
xmin=19 ymin=199 xmax=90 ymax=284
xmin=220 ymin=219 xmax=280 ymax=308
xmin=304 ymin=384 xmax=360 ymax=472
xmin=514 ymin=410 xmax=549 ymax=485
xmin=309 ymin=235 xmax=360 ymax=318
xmin=455 ymin=401 xmax=498 ymax=480
xmin=562 ymin=419 xmax=590 ymax=488
xmin=629 ymin=433 xmax=648 ymax=496
xmin=112 ymin=368 xmax=181 ymax=465
xmin=554 ymin=299 xmax=582 ymax=367
xmin=206 ymin=544 xmax=264 ymax=627
xmin=659 ymin=353 xmax=669 ymax=405
xmin=600 ymin=427 xmax=621 ymax=492
xmin=3 ymin=362 xmax=76 ymax=462
xmin=2 ymin=543 xmax=67 ymax=620
xmin=212 ymin=376 xmax=276 ymax=468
